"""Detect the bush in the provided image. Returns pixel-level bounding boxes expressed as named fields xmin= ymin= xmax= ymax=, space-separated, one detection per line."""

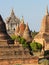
xmin=30 ymin=42 xmax=42 ymax=52
xmin=11 ymin=35 xmax=28 ymax=48
xmin=11 ymin=35 xmax=17 ymax=40
xmin=19 ymin=37 xmax=28 ymax=48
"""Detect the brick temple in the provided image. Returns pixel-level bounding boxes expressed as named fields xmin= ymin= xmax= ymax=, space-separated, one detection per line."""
xmin=34 ymin=6 xmax=49 ymax=50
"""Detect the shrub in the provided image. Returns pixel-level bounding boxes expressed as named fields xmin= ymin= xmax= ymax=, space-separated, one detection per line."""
xmin=30 ymin=42 xmax=42 ymax=52
xmin=11 ymin=35 xmax=28 ymax=48
xmin=19 ymin=37 xmax=28 ymax=48
xmin=11 ymin=35 xmax=17 ymax=40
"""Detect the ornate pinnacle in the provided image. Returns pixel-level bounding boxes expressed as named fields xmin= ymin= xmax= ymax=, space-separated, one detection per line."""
xmin=46 ymin=6 xmax=49 ymax=15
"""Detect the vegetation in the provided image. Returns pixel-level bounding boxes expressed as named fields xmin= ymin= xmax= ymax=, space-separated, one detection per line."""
xmin=30 ymin=42 xmax=42 ymax=52
xmin=16 ymin=36 xmax=28 ymax=48
xmin=11 ymin=34 xmax=17 ymax=40
xmin=11 ymin=35 xmax=28 ymax=48
xmin=15 ymin=64 xmax=22 ymax=65
xmin=39 ymin=59 xmax=49 ymax=65
xmin=11 ymin=34 xmax=42 ymax=53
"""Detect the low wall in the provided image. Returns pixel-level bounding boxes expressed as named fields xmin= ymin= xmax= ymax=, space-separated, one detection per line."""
xmin=0 ymin=58 xmax=38 ymax=65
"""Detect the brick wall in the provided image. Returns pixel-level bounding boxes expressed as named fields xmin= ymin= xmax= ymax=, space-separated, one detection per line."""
xmin=0 ymin=58 xmax=38 ymax=65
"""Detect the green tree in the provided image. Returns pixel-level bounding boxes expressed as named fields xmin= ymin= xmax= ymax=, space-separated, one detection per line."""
xmin=20 ymin=37 xmax=28 ymax=48
xmin=11 ymin=34 xmax=17 ymax=40
xmin=11 ymin=35 xmax=28 ymax=48
xmin=15 ymin=36 xmax=28 ymax=48
xmin=30 ymin=42 xmax=42 ymax=52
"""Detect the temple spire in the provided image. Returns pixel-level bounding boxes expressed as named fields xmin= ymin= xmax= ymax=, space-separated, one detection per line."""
xmin=21 ymin=16 xmax=24 ymax=23
xmin=10 ymin=8 xmax=15 ymax=16
xmin=46 ymin=6 xmax=49 ymax=15
xmin=25 ymin=22 xmax=29 ymax=30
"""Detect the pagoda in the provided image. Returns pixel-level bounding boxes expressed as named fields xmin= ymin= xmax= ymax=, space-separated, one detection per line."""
xmin=34 ymin=6 xmax=49 ymax=50
xmin=19 ymin=16 xmax=25 ymax=36
xmin=15 ymin=16 xmax=26 ymax=36
xmin=23 ymin=23 xmax=32 ymax=42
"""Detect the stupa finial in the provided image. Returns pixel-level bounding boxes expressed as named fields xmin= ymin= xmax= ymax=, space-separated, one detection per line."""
xmin=10 ymin=8 xmax=15 ymax=16
xmin=46 ymin=6 xmax=49 ymax=15
xmin=21 ymin=16 xmax=24 ymax=23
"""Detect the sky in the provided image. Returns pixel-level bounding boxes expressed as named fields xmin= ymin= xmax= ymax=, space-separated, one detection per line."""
xmin=0 ymin=0 xmax=49 ymax=32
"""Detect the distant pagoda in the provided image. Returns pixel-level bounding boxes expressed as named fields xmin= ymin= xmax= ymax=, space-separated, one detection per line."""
xmin=23 ymin=23 xmax=32 ymax=42
xmin=6 ymin=9 xmax=20 ymax=34
xmin=15 ymin=16 xmax=26 ymax=36
xmin=19 ymin=16 xmax=25 ymax=36
xmin=15 ymin=16 xmax=32 ymax=42
xmin=34 ymin=6 xmax=49 ymax=50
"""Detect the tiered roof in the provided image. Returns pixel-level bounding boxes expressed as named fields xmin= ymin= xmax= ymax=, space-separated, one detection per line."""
xmin=6 ymin=9 xmax=20 ymax=24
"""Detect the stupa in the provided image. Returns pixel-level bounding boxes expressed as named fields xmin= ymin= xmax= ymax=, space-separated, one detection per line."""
xmin=19 ymin=16 xmax=25 ymax=36
xmin=34 ymin=6 xmax=49 ymax=50
xmin=0 ymin=14 xmax=13 ymax=46
xmin=15 ymin=16 xmax=26 ymax=36
xmin=23 ymin=23 xmax=32 ymax=42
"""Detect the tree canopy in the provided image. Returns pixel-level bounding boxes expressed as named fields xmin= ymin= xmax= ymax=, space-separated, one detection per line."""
xmin=30 ymin=42 xmax=42 ymax=52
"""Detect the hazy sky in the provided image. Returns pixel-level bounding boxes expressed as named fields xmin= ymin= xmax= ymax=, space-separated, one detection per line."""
xmin=0 ymin=0 xmax=49 ymax=31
